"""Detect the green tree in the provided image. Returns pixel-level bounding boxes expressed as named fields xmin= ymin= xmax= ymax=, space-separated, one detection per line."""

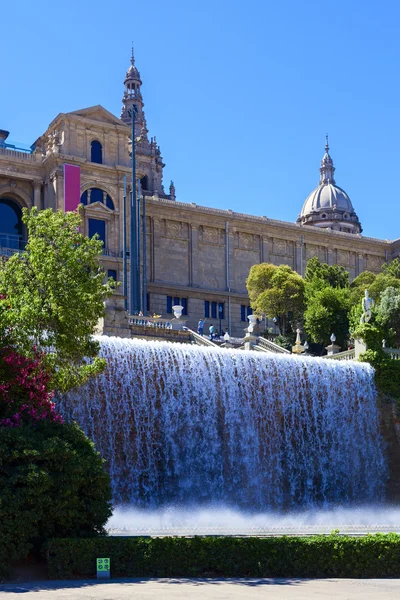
xmin=247 ymin=263 xmax=305 ymax=334
xmin=349 ymin=271 xmax=377 ymax=304
xmin=0 ymin=208 xmax=116 ymax=391
xmin=369 ymin=274 xmax=400 ymax=303
xmin=304 ymin=257 xmax=349 ymax=292
xmin=376 ymin=286 xmax=400 ymax=346
xmin=304 ymin=286 xmax=351 ymax=349
xmin=0 ymin=421 xmax=112 ymax=577
xmin=382 ymin=257 xmax=400 ymax=279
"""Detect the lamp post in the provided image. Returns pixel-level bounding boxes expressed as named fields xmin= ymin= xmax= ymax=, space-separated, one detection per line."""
xmin=218 ymin=304 xmax=223 ymax=336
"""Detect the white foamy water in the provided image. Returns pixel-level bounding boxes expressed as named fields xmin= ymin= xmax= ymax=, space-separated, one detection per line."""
xmin=108 ymin=505 xmax=400 ymax=536
xmin=58 ymin=336 xmax=387 ymax=510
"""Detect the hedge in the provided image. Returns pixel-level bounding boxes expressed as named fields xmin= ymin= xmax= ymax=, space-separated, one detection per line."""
xmin=46 ymin=534 xmax=400 ymax=579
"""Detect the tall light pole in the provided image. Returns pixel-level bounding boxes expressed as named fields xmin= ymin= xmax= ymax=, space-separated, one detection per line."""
xmin=129 ymin=105 xmax=140 ymax=315
xmin=218 ymin=304 xmax=223 ymax=336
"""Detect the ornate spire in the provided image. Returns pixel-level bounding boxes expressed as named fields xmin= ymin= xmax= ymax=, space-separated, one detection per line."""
xmin=121 ymin=47 xmax=146 ymax=136
xmin=319 ymin=134 xmax=336 ymax=185
xmin=169 ymin=180 xmax=176 ymax=200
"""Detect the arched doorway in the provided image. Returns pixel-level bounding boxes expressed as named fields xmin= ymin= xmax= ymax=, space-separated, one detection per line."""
xmin=0 ymin=198 xmax=24 ymax=250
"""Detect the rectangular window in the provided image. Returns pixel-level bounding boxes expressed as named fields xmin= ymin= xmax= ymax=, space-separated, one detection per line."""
xmin=218 ymin=302 xmax=225 ymax=320
xmin=166 ymin=296 xmax=188 ymax=315
xmin=211 ymin=301 xmax=217 ymax=319
xmin=204 ymin=301 xmax=210 ymax=318
xmin=88 ymin=218 xmax=106 ymax=247
xmin=181 ymin=298 xmax=188 ymax=316
xmin=241 ymin=305 xmax=252 ymax=321
xmin=241 ymin=305 xmax=246 ymax=322
xmin=146 ymin=293 xmax=150 ymax=312
xmin=107 ymin=269 xmax=117 ymax=281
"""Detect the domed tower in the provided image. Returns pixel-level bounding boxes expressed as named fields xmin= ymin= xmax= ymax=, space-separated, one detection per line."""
xmin=121 ymin=47 xmax=148 ymax=139
xmin=297 ymin=137 xmax=362 ymax=234
xmin=120 ymin=47 xmax=171 ymax=198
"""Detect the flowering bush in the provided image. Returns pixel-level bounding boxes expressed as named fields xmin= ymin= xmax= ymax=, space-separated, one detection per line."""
xmin=0 ymin=348 xmax=63 ymax=427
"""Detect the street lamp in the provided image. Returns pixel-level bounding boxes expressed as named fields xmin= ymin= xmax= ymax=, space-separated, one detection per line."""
xmin=218 ymin=304 xmax=223 ymax=336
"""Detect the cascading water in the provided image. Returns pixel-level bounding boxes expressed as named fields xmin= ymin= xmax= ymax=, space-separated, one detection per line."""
xmin=58 ymin=336 xmax=387 ymax=513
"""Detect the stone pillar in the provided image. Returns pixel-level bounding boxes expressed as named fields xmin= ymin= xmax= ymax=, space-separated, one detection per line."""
xmin=261 ymin=236 xmax=269 ymax=263
xmin=227 ymin=227 xmax=235 ymax=292
xmin=33 ymin=182 xmax=42 ymax=209
xmin=327 ymin=247 xmax=336 ymax=266
xmin=190 ymin=224 xmax=199 ymax=287
xmin=295 ymin=238 xmax=304 ymax=276
xmin=152 ymin=217 xmax=161 ymax=282
xmin=356 ymin=253 xmax=364 ymax=276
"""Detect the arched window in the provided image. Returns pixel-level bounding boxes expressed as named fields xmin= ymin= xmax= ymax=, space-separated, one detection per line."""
xmin=80 ymin=188 xmax=115 ymax=210
xmin=140 ymin=175 xmax=149 ymax=192
xmin=0 ymin=198 xmax=23 ymax=250
xmin=91 ymin=140 xmax=103 ymax=164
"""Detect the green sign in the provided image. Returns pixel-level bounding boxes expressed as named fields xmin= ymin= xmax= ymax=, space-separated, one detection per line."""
xmin=96 ymin=557 xmax=110 ymax=579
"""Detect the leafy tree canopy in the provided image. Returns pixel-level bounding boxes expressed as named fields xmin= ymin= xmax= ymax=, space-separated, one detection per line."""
xmin=376 ymin=286 xmax=400 ymax=346
xmin=382 ymin=257 xmax=400 ymax=279
xmin=247 ymin=263 xmax=305 ymax=334
xmin=304 ymin=257 xmax=349 ymax=296
xmin=304 ymin=286 xmax=351 ymax=349
xmin=0 ymin=208 xmax=116 ymax=391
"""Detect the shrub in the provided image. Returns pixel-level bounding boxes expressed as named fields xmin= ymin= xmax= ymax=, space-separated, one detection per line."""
xmin=0 ymin=348 xmax=62 ymax=427
xmin=46 ymin=534 xmax=400 ymax=579
xmin=0 ymin=421 xmax=112 ymax=578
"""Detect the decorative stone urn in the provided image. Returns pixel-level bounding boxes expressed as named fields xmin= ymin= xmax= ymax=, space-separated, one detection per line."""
xmin=171 ymin=305 xmax=184 ymax=330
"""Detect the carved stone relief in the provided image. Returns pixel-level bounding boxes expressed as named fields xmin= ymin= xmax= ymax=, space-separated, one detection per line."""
xmin=240 ymin=232 xmax=254 ymax=250
xmin=337 ymin=250 xmax=350 ymax=265
xmin=273 ymin=239 xmax=287 ymax=255
xmin=305 ymin=244 xmax=319 ymax=259
xmin=202 ymin=226 xmax=220 ymax=244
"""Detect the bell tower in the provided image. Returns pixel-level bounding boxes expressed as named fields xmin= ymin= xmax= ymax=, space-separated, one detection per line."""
xmin=121 ymin=47 xmax=148 ymax=139
xmin=120 ymin=47 xmax=175 ymax=199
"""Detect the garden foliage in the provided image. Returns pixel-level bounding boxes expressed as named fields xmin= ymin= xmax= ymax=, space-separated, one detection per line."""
xmin=0 ymin=207 xmax=116 ymax=391
xmin=46 ymin=533 xmax=400 ymax=579
xmin=0 ymin=422 xmax=112 ymax=577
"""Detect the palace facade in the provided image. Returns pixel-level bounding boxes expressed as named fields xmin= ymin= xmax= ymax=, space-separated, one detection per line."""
xmin=1 ymin=52 xmax=399 ymax=337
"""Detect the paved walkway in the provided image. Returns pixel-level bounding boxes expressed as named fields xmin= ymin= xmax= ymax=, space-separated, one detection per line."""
xmin=1 ymin=578 xmax=400 ymax=599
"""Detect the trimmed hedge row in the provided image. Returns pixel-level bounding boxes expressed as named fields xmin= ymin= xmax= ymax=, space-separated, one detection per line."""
xmin=47 ymin=534 xmax=400 ymax=579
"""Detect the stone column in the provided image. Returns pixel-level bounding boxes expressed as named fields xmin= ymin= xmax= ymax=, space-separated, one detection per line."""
xmin=356 ymin=253 xmax=364 ymax=276
xmin=261 ymin=236 xmax=270 ymax=263
xmin=33 ymin=182 xmax=42 ymax=209
xmin=295 ymin=237 xmax=304 ymax=276
xmin=190 ymin=224 xmax=199 ymax=287
xmin=227 ymin=227 xmax=235 ymax=292
xmin=152 ymin=217 xmax=161 ymax=282
xmin=326 ymin=247 xmax=336 ymax=266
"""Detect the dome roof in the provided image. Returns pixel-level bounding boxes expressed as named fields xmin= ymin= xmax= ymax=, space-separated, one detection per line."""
xmin=297 ymin=137 xmax=362 ymax=234
xmin=125 ymin=63 xmax=141 ymax=82
xmin=124 ymin=47 xmax=142 ymax=83
xmin=301 ymin=183 xmax=354 ymax=215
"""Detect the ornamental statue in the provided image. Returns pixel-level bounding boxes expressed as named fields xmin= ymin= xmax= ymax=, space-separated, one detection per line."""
xmin=360 ymin=289 xmax=374 ymax=324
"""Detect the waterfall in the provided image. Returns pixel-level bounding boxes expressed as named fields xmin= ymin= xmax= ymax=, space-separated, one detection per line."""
xmin=58 ymin=336 xmax=387 ymax=510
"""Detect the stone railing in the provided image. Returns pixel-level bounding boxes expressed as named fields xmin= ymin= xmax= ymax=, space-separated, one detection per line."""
xmin=129 ymin=316 xmax=173 ymax=329
xmin=184 ymin=328 xmax=219 ymax=347
xmin=323 ymin=349 xmax=356 ymax=361
xmin=384 ymin=348 xmax=400 ymax=361
xmin=257 ymin=337 xmax=290 ymax=354
xmin=0 ymin=147 xmax=35 ymax=160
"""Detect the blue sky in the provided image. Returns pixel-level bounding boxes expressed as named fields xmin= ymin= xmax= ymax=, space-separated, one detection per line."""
xmin=2 ymin=0 xmax=399 ymax=240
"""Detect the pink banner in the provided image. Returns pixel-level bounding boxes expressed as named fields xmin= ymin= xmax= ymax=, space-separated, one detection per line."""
xmin=64 ymin=164 xmax=81 ymax=212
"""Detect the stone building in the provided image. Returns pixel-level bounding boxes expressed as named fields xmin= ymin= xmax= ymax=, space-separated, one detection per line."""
xmin=0 ymin=51 xmax=399 ymax=338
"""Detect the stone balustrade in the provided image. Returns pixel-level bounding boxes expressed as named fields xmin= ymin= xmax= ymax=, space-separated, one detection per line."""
xmin=323 ymin=349 xmax=356 ymax=361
